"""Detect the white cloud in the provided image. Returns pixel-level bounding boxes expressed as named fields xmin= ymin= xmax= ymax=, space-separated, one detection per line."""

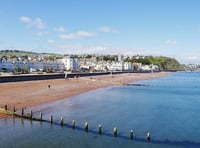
xmin=36 ymin=31 xmax=48 ymax=36
xmin=165 ymin=40 xmax=177 ymax=45
xmin=47 ymin=39 xmax=55 ymax=43
xmin=55 ymin=43 xmax=162 ymax=56
xmin=130 ymin=48 xmax=162 ymax=56
xmin=19 ymin=16 xmax=46 ymax=29
xmin=54 ymin=26 xmax=66 ymax=32
xmin=59 ymin=30 xmax=96 ymax=39
xmin=177 ymin=55 xmax=200 ymax=64
xmin=98 ymin=26 xmax=110 ymax=32
xmin=98 ymin=26 xmax=120 ymax=34
xmin=184 ymin=56 xmax=200 ymax=61
xmin=19 ymin=16 xmax=32 ymax=23
xmin=34 ymin=17 xmax=45 ymax=29
xmin=56 ymin=44 xmax=112 ymax=54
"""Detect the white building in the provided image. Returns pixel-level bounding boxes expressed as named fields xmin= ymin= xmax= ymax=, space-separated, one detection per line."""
xmin=138 ymin=64 xmax=160 ymax=72
xmin=94 ymin=62 xmax=109 ymax=71
xmin=118 ymin=54 xmax=123 ymax=62
xmin=140 ymin=65 xmax=151 ymax=71
xmin=0 ymin=59 xmax=64 ymax=72
xmin=124 ymin=62 xmax=133 ymax=71
xmin=108 ymin=62 xmax=123 ymax=71
xmin=151 ymin=64 xmax=160 ymax=71
xmin=1 ymin=59 xmax=14 ymax=71
xmin=59 ymin=56 xmax=79 ymax=71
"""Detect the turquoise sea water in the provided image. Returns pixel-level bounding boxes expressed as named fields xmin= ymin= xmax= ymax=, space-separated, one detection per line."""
xmin=1 ymin=72 xmax=200 ymax=148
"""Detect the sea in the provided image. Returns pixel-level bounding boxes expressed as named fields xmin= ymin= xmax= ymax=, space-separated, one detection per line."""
xmin=0 ymin=71 xmax=200 ymax=148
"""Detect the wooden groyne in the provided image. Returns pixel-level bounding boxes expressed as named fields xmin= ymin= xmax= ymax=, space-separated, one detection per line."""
xmin=0 ymin=105 xmax=151 ymax=142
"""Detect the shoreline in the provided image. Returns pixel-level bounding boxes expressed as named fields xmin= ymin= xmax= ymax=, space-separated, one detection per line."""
xmin=0 ymin=72 xmax=171 ymax=118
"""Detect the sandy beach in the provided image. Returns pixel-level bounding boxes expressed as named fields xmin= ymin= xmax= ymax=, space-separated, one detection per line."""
xmin=0 ymin=72 xmax=171 ymax=118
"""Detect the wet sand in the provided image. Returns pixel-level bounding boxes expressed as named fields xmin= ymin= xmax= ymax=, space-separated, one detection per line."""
xmin=0 ymin=72 xmax=171 ymax=118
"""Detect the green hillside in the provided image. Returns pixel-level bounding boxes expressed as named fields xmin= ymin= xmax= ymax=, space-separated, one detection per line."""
xmin=125 ymin=56 xmax=182 ymax=71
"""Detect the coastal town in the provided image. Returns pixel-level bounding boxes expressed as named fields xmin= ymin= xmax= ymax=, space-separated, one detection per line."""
xmin=0 ymin=50 xmax=187 ymax=75
xmin=1 ymin=1 xmax=200 ymax=147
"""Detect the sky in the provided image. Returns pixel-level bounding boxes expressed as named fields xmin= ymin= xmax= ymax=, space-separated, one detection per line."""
xmin=1 ymin=0 xmax=200 ymax=64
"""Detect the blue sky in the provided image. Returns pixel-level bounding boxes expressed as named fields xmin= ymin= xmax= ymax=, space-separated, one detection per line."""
xmin=1 ymin=0 xmax=200 ymax=64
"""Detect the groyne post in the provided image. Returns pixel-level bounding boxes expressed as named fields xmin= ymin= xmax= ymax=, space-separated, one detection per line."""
xmin=60 ymin=116 xmax=64 ymax=126
xmin=113 ymin=127 xmax=117 ymax=137
xmin=98 ymin=124 xmax=102 ymax=135
xmin=21 ymin=108 xmax=24 ymax=116
xmin=72 ymin=120 xmax=75 ymax=129
xmin=30 ymin=111 xmax=33 ymax=119
xmin=85 ymin=122 xmax=88 ymax=132
xmin=13 ymin=106 xmax=16 ymax=113
xmin=130 ymin=130 xmax=133 ymax=140
xmin=50 ymin=115 xmax=53 ymax=124
xmin=40 ymin=112 xmax=43 ymax=121
xmin=147 ymin=132 xmax=150 ymax=141
xmin=5 ymin=105 xmax=7 ymax=111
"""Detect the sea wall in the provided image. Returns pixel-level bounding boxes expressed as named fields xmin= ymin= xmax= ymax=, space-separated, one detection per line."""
xmin=0 ymin=72 xmax=112 ymax=83
xmin=0 ymin=71 xmax=154 ymax=83
xmin=65 ymin=72 xmax=110 ymax=78
xmin=0 ymin=73 xmax=65 ymax=83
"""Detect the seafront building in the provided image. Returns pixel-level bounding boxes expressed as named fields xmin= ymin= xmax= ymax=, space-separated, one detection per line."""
xmin=107 ymin=61 xmax=124 ymax=71
xmin=0 ymin=59 xmax=64 ymax=72
xmin=0 ymin=56 xmax=80 ymax=73
xmin=124 ymin=62 xmax=133 ymax=71
xmin=0 ymin=54 xmax=160 ymax=73
xmin=58 ymin=56 xmax=80 ymax=71
xmin=137 ymin=63 xmax=159 ymax=72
